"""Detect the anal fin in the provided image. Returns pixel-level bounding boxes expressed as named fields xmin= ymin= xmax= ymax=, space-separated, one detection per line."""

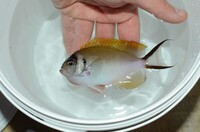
xmin=113 ymin=70 xmax=146 ymax=89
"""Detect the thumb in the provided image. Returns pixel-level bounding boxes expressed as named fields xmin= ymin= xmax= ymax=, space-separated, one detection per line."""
xmin=133 ymin=0 xmax=187 ymax=23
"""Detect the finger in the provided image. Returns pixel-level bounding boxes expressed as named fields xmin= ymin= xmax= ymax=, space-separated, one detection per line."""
xmin=96 ymin=23 xmax=115 ymax=38
xmin=118 ymin=9 xmax=140 ymax=42
xmin=61 ymin=15 xmax=93 ymax=55
xmin=133 ymin=0 xmax=187 ymax=23
xmin=61 ymin=2 xmax=136 ymax=23
xmin=52 ymin=0 xmax=77 ymax=9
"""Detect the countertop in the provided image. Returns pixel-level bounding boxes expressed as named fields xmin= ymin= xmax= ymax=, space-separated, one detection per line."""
xmin=3 ymin=79 xmax=200 ymax=132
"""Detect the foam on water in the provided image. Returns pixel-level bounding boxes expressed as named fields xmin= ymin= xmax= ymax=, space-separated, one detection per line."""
xmin=34 ymin=11 xmax=186 ymax=119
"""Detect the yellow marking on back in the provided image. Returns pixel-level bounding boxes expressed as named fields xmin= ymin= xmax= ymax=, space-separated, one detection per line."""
xmin=81 ymin=38 xmax=147 ymax=53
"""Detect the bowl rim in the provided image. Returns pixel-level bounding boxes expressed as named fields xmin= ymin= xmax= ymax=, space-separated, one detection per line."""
xmin=0 ymin=50 xmax=199 ymax=125
xmin=0 ymin=64 xmax=199 ymax=131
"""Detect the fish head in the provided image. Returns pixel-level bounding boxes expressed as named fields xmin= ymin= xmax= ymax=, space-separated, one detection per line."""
xmin=60 ymin=53 xmax=86 ymax=80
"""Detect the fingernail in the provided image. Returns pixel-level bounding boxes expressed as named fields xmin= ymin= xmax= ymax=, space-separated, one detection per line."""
xmin=175 ymin=8 xmax=186 ymax=17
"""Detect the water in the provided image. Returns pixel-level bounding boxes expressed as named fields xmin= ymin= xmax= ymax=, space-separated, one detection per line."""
xmin=34 ymin=10 xmax=187 ymax=119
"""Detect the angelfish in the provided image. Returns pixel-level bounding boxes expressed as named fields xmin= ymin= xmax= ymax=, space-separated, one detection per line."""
xmin=60 ymin=38 xmax=172 ymax=93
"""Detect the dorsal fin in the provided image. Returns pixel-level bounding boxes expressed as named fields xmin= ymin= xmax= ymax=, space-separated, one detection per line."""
xmin=81 ymin=38 xmax=147 ymax=54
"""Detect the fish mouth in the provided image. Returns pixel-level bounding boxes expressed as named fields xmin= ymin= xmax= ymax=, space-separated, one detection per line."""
xmin=59 ymin=69 xmax=78 ymax=85
xmin=59 ymin=68 xmax=64 ymax=75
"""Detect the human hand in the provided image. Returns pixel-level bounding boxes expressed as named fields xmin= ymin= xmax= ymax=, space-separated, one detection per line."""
xmin=52 ymin=0 xmax=187 ymax=55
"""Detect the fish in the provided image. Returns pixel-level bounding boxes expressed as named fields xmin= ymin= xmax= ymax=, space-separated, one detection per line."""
xmin=60 ymin=38 xmax=172 ymax=93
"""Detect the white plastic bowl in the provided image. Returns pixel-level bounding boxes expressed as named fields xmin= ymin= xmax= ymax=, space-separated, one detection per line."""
xmin=0 ymin=0 xmax=199 ymax=131
xmin=0 ymin=64 xmax=199 ymax=131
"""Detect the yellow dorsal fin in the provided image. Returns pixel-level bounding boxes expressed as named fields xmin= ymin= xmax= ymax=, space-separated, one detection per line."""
xmin=81 ymin=38 xmax=147 ymax=53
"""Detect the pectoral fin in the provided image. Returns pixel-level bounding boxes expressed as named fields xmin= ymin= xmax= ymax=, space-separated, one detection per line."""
xmin=113 ymin=70 xmax=146 ymax=89
xmin=88 ymin=85 xmax=105 ymax=94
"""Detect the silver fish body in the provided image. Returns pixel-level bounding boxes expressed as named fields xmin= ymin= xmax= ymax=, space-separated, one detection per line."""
xmin=60 ymin=47 xmax=145 ymax=87
xmin=60 ymin=38 xmax=172 ymax=91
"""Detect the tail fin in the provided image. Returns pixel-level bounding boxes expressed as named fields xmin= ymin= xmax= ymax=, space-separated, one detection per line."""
xmin=142 ymin=39 xmax=171 ymax=60
xmin=142 ymin=39 xmax=173 ymax=69
xmin=145 ymin=64 xmax=173 ymax=69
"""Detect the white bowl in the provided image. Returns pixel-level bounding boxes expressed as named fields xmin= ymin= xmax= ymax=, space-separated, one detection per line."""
xmin=0 ymin=72 xmax=198 ymax=132
xmin=0 ymin=0 xmax=199 ymax=131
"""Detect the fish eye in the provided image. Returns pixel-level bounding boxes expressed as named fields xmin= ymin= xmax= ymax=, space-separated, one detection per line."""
xmin=67 ymin=61 xmax=75 ymax=66
xmin=66 ymin=58 xmax=76 ymax=68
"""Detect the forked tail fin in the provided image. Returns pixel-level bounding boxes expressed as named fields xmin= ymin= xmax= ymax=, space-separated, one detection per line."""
xmin=142 ymin=39 xmax=173 ymax=69
xmin=142 ymin=39 xmax=171 ymax=60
